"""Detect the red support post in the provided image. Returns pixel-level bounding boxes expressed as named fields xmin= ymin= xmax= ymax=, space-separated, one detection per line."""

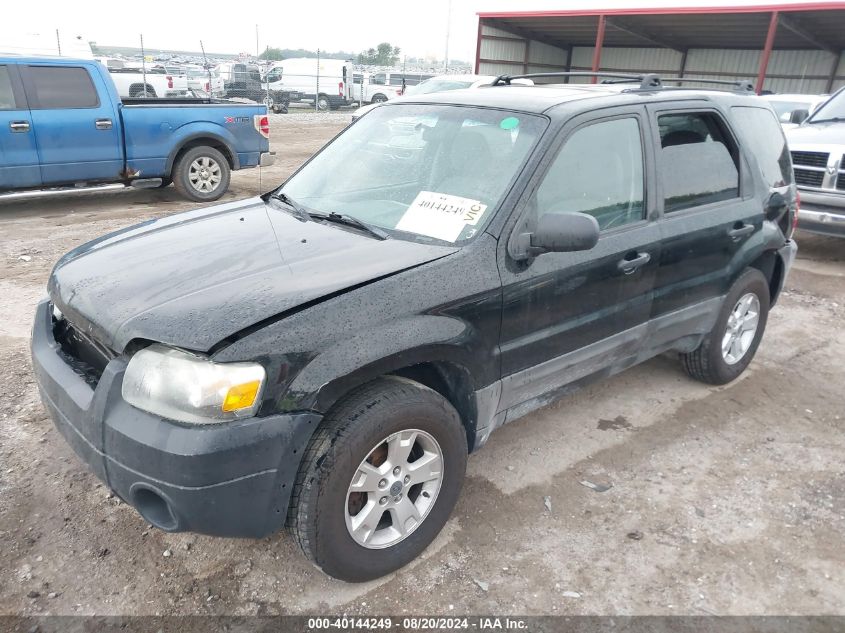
xmin=756 ymin=11 xmax=779 ymax=94
xmin=591 ymin=14 xmax=606 ymax=83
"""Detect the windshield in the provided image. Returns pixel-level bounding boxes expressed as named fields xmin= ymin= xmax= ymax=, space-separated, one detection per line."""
xmin=278 ymin=104 xmax=547 ymax=244
xmin=807 ymin=90 xmax=843 ymax=122
xmin=405 ymin=79 xmax=475 ymax=96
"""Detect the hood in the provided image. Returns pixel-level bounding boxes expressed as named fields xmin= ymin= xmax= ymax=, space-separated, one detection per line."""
xmin=49 ymin=197 xmax=457 ymax=353
xmin=786 ymin=121 xmax=845 ymax=147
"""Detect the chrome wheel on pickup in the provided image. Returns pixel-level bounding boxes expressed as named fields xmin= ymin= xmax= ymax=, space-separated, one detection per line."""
xmin=172 ymin=145 xmax=231 ymax=202
xmin=290 ymin=377 xmax=467 ymax=582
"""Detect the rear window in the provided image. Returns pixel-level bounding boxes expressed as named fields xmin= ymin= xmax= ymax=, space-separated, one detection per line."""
xmin=731 ymin=106 xmax=793 ymax=188
xmin=658 ymin=112 xmax=740 ymax=213
xmin=28 ymin=66 xmax=99 ymax=109
xmin=0 ymin=66 xmax=17 ymax=110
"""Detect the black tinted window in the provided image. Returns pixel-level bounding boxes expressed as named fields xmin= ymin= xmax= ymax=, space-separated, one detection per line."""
xmin=0 ymin=66 xmax=17 ymax=110
xmin=731 ymin=106 xmax=793 ymax=187
xmin=535 ymin=117 xmax=645 ymax=231
xmin=29 ymin=66 xmax=98 ymax=109
xmin=659 ymin=112 xmax=739 ymax=212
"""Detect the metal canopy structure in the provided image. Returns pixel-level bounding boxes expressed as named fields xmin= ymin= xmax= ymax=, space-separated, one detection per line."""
xmin=475 ymin=3 xmax=845 ymax=94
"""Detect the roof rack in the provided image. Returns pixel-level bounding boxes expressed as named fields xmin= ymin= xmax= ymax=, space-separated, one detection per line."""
xmin=492 ymin=71 xmax=661 ymax=90
xmin=490 ymin=71 xmax=755 ymax=93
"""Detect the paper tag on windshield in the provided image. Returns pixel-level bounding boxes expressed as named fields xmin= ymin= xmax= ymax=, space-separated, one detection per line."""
xmin=396 ymin=191 xmax=488 ymax=242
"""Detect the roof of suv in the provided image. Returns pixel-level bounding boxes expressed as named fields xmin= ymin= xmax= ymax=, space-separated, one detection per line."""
xmin=390 ymin=83 xmax=761 ymax=114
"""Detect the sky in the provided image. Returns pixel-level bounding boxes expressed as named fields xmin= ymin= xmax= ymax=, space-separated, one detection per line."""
xmin=0 ymin=0 xmax=829 ymax=62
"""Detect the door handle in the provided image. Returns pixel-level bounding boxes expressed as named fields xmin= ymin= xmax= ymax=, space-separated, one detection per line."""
xmin=727 ymin=223 xmax=755 ymax=240
xmin=95 ymin=118 xmax=113 ymax=130
xmin=617 ymin=252 xmax=651 ymax=275
xmin=9 ymin=121 xmax=30 ymax=132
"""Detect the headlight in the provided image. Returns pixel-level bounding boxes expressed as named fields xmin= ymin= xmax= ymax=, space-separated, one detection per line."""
xmin=122 ymin=344 xmax=266 ymax=425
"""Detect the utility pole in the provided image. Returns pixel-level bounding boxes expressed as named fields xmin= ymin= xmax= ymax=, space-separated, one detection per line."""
xmin=444 ymin=0 xmax=452 ymax=73
xmin=255 ymin=24 xmax=259 ymax=58
xmin=56 ymin=29 xmax=61 ymax=56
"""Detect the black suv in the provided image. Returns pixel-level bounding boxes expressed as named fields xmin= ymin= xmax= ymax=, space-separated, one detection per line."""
xmin=32 ymin=73 xmax=797 ymax=582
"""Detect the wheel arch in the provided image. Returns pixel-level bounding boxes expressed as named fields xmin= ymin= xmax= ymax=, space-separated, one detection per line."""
xmin=308 ymin=353 xmax=487 ymax=455
xmin=748 ymin=248 xmax=785 ymax=307
xmin=165 ymin=133 xmax=239 ymax=178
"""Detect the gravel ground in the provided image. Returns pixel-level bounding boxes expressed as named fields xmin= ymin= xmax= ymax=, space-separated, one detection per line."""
xmin=0 ymin=120 xmax=843 ymax=617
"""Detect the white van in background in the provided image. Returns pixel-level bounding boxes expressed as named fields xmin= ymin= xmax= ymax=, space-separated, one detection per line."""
xmin=265 ymin=58 xmax=353 ymax=110
xmin=363 ymin=71 xmax=434 ymax=103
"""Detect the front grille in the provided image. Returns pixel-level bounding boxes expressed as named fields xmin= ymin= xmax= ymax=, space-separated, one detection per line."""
xmin=793 ymin=169 xmax=825 ymax=187
xmin=791 ymin=151 xmax=829 ymax=168
xmin=52 ymin=313 xmax=114 ymax=388
xmin=839 ymin=155 xmax=845 ymax=191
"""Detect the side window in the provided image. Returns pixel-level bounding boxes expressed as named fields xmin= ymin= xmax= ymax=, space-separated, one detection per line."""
xmin=658 ymin=112 xmax=739 ymax=213
xmin=28 ymin=66 xmax=99 ymax=109
xmin=0 ymin=66 xmax=17 ymax=110
xmin=534 ymin=117 xmax=645 ymax=231
xmin=730 ymin=106 xmax=793 ymax=188
xmin=371 ymin=73 xmax=386 ymax=85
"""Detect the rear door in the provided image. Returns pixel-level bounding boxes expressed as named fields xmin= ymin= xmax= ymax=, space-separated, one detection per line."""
xmin=647 ymin=105 xmax=760 ymax=328
xmin=22 ymin=63 xmax=122 ymax=185
xmin=497 ymin=106 xmax=661 ymax=414
xmin=0 ymin=63 xmax=41 ymax=189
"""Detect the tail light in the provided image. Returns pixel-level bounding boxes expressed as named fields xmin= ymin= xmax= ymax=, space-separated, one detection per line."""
xmin=166 ymin=76 xmax=174 ymax=89
xmin=254 ymin=114 xmax=270 ymax=139
xmin=205 ymin=82 xmax=210 ymax=92
xmin=338 ymin=81 xmax=344 ymax=97
xmin=791 ymin=190 xmax=800 ymax=236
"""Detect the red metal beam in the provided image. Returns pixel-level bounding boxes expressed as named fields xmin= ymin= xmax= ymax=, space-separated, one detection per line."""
xmin=591 ymin=14 xmax=606 ymax=83
xmin=477 ymin=3 xmax=845 ymax=19
xmin=756 ymin=11 xmax=779 ymax=94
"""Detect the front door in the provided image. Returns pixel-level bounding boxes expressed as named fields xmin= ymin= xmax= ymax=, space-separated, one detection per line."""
xmin=497 ymin=107 xmax=660 ymax=415
xmin=23 ymin=63 xmax=122 ymax=185
xmin=0 ymin=64 xmax=40 ymax=189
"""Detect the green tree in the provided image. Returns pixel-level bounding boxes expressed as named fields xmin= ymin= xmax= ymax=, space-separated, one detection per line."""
xmin=358 ymin=43 xmax=401 ymax=66
xmin=259 ymin=46 xmax=284 ymax=61
xmin=89 ymin=41 xmax=102 ymax=55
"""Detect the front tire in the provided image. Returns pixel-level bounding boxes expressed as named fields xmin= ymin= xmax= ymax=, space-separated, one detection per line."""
xmin=681 ymin=268 xmax=770 ymax=385
xmin=316 ymin=94 xmax=330 ymax=111
xmin=290 ymin=377 xmax=467 ymax=582
xmin=172 ymin=146 xmax=230 ymax=202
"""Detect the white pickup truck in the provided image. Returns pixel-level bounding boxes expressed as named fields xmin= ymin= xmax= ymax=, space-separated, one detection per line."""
xmin=107 ymin=66 xmax=189 ymax=99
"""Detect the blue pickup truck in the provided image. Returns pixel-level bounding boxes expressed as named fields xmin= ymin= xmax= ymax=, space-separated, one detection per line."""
xmin=0 ymin=56 xmax=273 ymax=202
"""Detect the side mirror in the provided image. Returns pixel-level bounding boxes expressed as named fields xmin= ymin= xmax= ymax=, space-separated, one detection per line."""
xmin=516 ymin=212 xmax=600 ymax=260
xmin=790 ymin=109 xmax=810 ymax=124
xmin=765 ymin=191 xmax=788 ymax=222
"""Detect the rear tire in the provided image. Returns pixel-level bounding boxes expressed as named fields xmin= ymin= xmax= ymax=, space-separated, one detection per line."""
xmin=172 ymin=146 xmax=230 ymax=202
xmin=316 ymin=94 xmax=330 ymax=111
xmin=681 ymin=268 xmax=770 ymax=385
xmin=289 ymin=377 xmax=467 ymax=582
xmin=371 ymin=93 xmax=388 ymax=103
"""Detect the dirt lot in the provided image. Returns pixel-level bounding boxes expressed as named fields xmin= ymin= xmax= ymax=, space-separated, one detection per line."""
xmin=0 ymin=112 xmax=843 ymax=617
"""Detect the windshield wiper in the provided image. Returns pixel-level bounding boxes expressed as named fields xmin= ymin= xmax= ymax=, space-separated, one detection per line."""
xmin=268 ymin=191 xmax=310 ymax=221
xmin=807 ymin=116 xmax=845 ymax=124
xmin=310 ymin=211 xmax=390 ymax=240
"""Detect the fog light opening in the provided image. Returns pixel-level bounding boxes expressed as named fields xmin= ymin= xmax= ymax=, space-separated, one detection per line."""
xmin=132 ymin=486 xmax=178 ymax=531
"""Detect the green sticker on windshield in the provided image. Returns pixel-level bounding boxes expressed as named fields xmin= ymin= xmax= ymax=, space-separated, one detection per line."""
xmin=500 ymin=116 xmax=520 ymax=130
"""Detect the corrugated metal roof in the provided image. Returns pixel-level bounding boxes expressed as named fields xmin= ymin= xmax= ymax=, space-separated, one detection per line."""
xmin=480 ymin=5 xmax=845 ymax=50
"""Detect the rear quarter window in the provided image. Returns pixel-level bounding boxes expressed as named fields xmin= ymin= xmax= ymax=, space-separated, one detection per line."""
xmin=28 ymin=66 xmax=99 ymax=109
xmin=730 ymin=105 xmax=793 ymax=188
